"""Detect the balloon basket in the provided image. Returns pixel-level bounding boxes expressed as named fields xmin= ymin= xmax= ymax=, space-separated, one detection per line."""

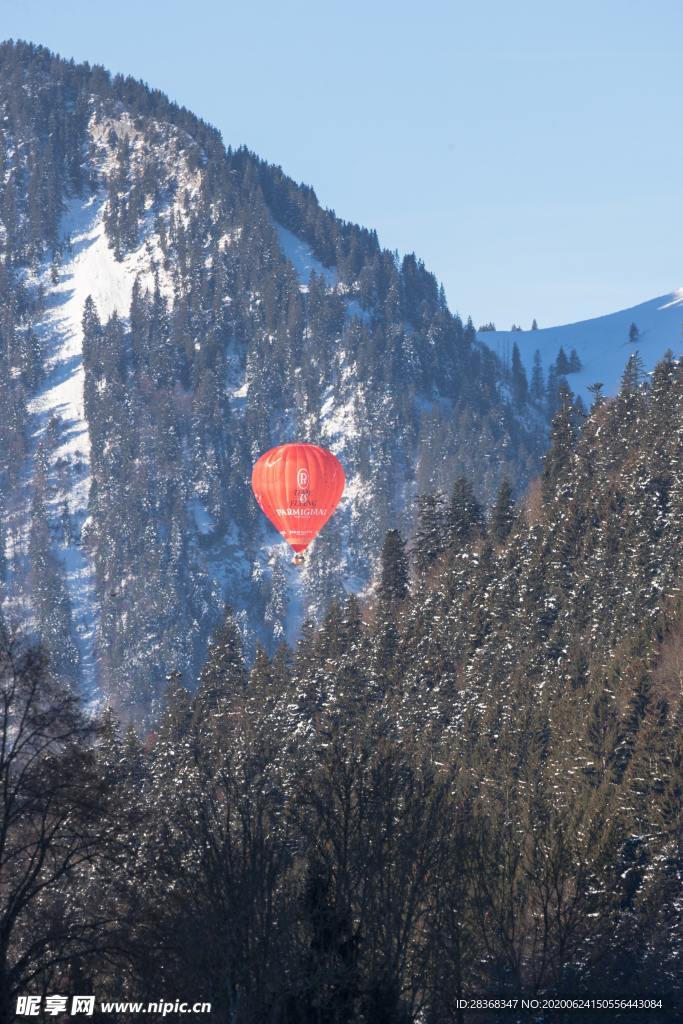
xmin=292 ymin=553 xmax=305 ymax=567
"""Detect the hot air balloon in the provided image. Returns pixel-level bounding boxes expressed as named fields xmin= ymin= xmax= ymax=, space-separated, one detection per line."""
xmin=251 ymin=443 xmax=345 ymax=565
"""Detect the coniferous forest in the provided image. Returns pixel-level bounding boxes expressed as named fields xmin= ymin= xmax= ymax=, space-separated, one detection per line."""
xmin=0 ymin=41 xmax=547 ymax=713
xmin=1 ymin=355 xmax=681 ymax=1022
xmin=0 ymin=39 xmax=681 ymax=1024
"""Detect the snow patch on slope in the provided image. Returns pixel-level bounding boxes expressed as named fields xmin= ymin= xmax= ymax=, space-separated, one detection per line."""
xmin=27 ymin=195 xmax=138 ymax=459
xmin=275 ymin=224 xmax=337 ymax=290
xmin=17 ymin=192 xmax=165 ymax=693
xmin=21 ymin=194 xmax=141 ymax=689
xmin=320 ymin=389 xmax=360 ymax=454
xmin=660 ymin=287 xmax=683 ymax=310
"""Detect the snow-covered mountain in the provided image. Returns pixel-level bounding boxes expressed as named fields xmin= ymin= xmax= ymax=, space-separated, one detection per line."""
xmin=3 ymin=41 xmax=679 ymax=720
xmin=0 ymin=42 xmax=546 ymax=715
xmin=479 ymin=289 xmax=683 ymax=398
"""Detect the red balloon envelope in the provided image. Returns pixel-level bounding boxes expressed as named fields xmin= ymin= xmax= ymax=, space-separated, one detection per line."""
xmin=251 ymin=443 xmax=345 ymax=556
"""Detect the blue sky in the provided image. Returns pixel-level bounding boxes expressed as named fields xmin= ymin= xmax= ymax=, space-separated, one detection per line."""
xmin=3 ymin=0 xmax=682 ymax=328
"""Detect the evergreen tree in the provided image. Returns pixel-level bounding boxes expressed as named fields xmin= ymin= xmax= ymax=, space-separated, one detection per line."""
xmin=413 ymin=494 xmax=448 ymax=573
xmin=379 ymin=529 xmax=409 ymax=605
xmin=542 ymin=386 xmax=576 ymax=504
xmin=195 ymin=606 xmax=246 ymax=715
xmin=159 ymin=673 xmax=193 ymax=742
xmin=555 ymin=346 xmax=571 ymax=375
xmin=27 ymin=466 xmax=80 ymax=681
xmin=511 ymin=342 xmax=529 ymax=407
xmin=448 ymin=477 xmax=484 ymax=550
xmin=568 ymin=347 xmax=582 ymax=373
xmin=530 ymin=349 xmax=545 ymax=403
xmin=546 ymin=363 xmax=571 ymax=418
xmin=490 ymin=477 xmax=515 ymax=544
xmin=621 ymin=350 xmax=645 ymax=393
xmin=265 ymin=556 xmax=289 ymax=644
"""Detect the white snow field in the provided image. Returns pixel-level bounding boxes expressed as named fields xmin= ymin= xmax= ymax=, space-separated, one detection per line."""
xmin=275 ymin=223 xmax=337 ymax=290
xmin=479 ymin=289 xmax=683 ymax=398
xmin=28 ymin=195 xmax=140 ymax=462
xmin=20 ymin=194 xmax=153 ymax=690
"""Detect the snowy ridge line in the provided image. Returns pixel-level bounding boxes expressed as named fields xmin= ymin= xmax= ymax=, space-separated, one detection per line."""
xmin=479 ymin=287 xmax=683 ymax=397
xmin=659 ymin=288 xmax=683 ymax=310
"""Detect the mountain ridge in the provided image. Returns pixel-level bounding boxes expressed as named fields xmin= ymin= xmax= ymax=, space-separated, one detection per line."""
xmin=480 ymin=287 xmax=683 ymax=399
xmin=0 ymin=40 xmax=545 ymax=713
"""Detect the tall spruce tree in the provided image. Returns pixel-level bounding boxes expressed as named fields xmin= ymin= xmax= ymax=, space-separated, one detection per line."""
xmin=379 ymin=529 xmax=409 ymax=605
xmin=511 ymin=342 xmax=529 ymax=407
xmin=556 ymin=346 xmax=571 ymax=375
xmin=195 ymin=606 xmax=246 ymax=715
xmin=413 ymin=493 xmax=448 ymax=573
xmin=568 ymin=347 xmax=582 ymax=373
xmin=621 ymin=350 xmax=645 ymax=393
xmin=542 ymin=386 xmax=577 ymax=504
xmin=448 ymin=476 xmax=484 ymax=550
xmin=490 ymin=477 xmax=515 ymax=544
xmin=531 ymin=349 xmax=545 ymax=403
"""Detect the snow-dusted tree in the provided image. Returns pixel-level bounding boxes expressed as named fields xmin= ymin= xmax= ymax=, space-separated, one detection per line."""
xmin=511 ymin=341 xmax=529 ymax=407
xmin=413 ymin=493 xmax=448 ymax=573
xmin=541 ymin=386 xmax=577 ymax=504
xmin=490 ymin=477 xmax=515 ymax=544
xmin=379 ymin=528 xmax=409 ymax=606
xmin=530 ymin=348 xmax=545 ymax=403
xmin=264 ymin=555 xmax=289 ymax=644
xmin=448 ymin=476 xmax=484 ymax=553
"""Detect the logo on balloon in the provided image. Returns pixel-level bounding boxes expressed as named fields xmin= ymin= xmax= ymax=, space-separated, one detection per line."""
xmin=297 ymin=468 xmax=309 ymax=488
